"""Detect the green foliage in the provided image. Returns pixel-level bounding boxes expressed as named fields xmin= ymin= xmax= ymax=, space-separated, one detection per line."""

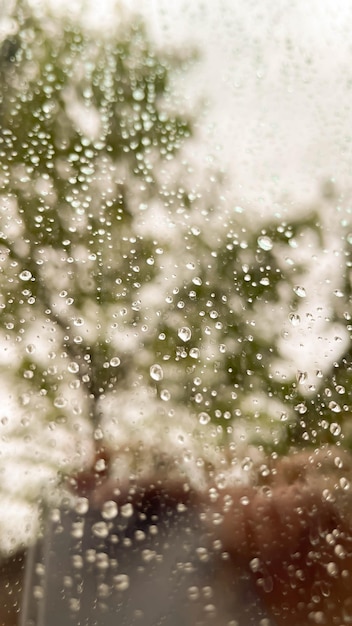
xmin=0 ymin=0 xmax=351 ymax=518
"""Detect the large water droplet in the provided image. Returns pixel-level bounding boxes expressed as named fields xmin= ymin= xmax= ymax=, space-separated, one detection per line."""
xmin=293 ymin=285 xmax=306 ymax=298
xmin=289 ymin=313 xmax=301 ymax=326
xmin=198 ymin=411 xmax=211 ymax=425
xmin=257 ymin=235 xmax=273 ymax=251
xmin=68 ymin=361 xmax=79 ymax=374
xmin=101 ymin=500 xmax=118 ymax=520
xmin=92 ymin=521 xmax=109 ymax=538
xmin=330 ymin=422 xmax=341 ymax=435
xmin=150 ymin=364 xmax=163 ymax=381
xmin=178 ymin=326 xmax=192 ymax=342
xmin=19 ymin=270 xmax=32 ymax=281
xmin=114 ymin=574 xmax=130 ymax=591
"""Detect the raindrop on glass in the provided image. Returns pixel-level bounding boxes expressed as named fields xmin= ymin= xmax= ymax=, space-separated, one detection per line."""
xmin=101 ymin=500 xmax=118 ymax=520
xmin=199 ymin=412 xmax=211 ymax=425
xmin=68 ymin=361 xmax=79 ymax=374
xmin=114 ymin=574 xmax=130 ymax=591
xmin=178 ymin=326 xmax=192 ymax=342
xmin=289 ymin=313 xmax=301 ymax=326
xmin=150 ymin=363 xmax=163 ymax=381
xmin=293 ymin=285 xmax=306 ymax=298
xmin=19 ymin=270 xmax=32 ymax=281
xmin=257 ymin=235 xmax=273 ymax=251
xmin=92 ymin=521 xmax=109 ymax=539
xmin=330 ymin=422 xmax=341 ymax=435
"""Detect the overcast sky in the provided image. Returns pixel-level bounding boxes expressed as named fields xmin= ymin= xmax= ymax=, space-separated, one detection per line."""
xmin=144 ymin=0 xmax=352 ymax=212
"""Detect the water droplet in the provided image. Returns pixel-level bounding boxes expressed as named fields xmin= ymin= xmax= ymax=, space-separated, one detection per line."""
xmin=26 ymin=344 xmax=36 ymax=354
xmin=249 ymin=557 xmax=262 ymax=573
xmin=75 ymin=497 xmax=89 ymax=515
xmin=178 ymin=326 xmax=192 ymax=342
xmin=120 ymin=502 xmax=133 ymax=518
xmin=187 ymin=586 xmax=200 ymax=601
xmin=114 ymin=574 xmax=130 ymax=591
xmin=150 ymin=364 xmax=163 ymax=381
xmin=92 ymin=521 xmax=109 ymax=538
xmin=71 ymin=521 xmax=84 ymax=539
xmin=160 ymin=389 xmax=171 ymax=401
xmin=241 ymin=457 xmax=253 ymax=471
xmin=329 ymin=422 xmax=341 ymax=436
xmin=189 ymin=347 xmax=200 ymax=359
xmin=101 ymin=500 xmax=118 ymax=520
xmin=19 ymin=270 xmax=32 ymax=281
xmin=199 ymin=412 xmax=211 ymax=425
xmin=257 ymin=235 xmax=273 ymax=251
xmin=326 ymin=562 xmax=338 ymax=577
xmin=289 ymin=313 xmax=301 ymax=326
xmin=68 ymin=361 xmax=79 ymax=374
xmin=293 ymin=285 xmax=306 ymax=298
xmin=110 ymin=356 xmax=121 ymax=367
xmin=296 ymin=371 xmax=307 ymax=384
xmin=132 ymin=88 xmax=144 ymax=101
xmin=54 ymin=396 xmax=67 ymax=408
xmin=339 ymin=477 xmax=350 ymax=491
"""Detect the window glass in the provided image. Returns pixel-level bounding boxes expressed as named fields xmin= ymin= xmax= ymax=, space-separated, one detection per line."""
xmin=1 ymin=2 xmax=352 ymax=625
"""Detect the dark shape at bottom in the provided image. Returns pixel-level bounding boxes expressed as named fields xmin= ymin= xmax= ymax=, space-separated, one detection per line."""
xmin=20 ymin=496 xmax=274 ymax=625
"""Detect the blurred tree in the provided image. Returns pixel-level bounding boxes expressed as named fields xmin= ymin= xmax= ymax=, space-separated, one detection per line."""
xmin=0 ymin=0 xmax=348 ymax=554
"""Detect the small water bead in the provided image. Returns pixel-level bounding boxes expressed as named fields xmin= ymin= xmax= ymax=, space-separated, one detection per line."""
xmin=293 ymin=285 xmax=306 ymax=298
xmin=114 ymin=574 xmax=130 ymax=591
xmin=19 ymin=270 xmax=32 ymax=281
xmin=257 ymin=235 xmax=273 ymax=251
xmin=132 ymin=88 xmax=144 ymax=101
xmin=297 ymin=371 xmax=307 ymax=384
xmin=92 ymin=521 xmax=109 ymax=539
xmin=110 ymin=356 xmax=121 ymax=367
xmin=71 ymin=521 xmax=84 ymax=539
xmin=120 ymin=502 xmax=133 ymax=518
xmin=160 ymin=389 xmax=171 ymax=401
xmin=187 ymin=586 xmax=200 ymax=601
xmin=68 ymin=361 xmax=79 ymax=374
xmin=54 ymin=396 xmax=67 ymax=408
xmin=326 ymin=562 xmax=339 ymax=577
xmin=289 ymin=313 xmax=301 ymax=326
xmin=150 ymin=363 xmax=163 ymax=381
xmin=101 ymin=500 xmax=118 ymax=521
xmin=177 ymin=326 xmax=192 ymax=342
xmin=329 ymin=401 xmax=341 ymax=413
xmin=189 ymin=347 xmax=199 ymax=359
xmin=249 ymin=557 xmax=262 ymax=573
xmin=75 ymin=497 xmax=89 ymax=515
xmin=339 ymin=476 xmax=350 ymax=491
xmin=96 ymin=553 xmax=109 ymax=570
xmin=330 ymin=422 xmax=341 ymax=436
xmin=199 ymin=412 xmax=211 ymax=425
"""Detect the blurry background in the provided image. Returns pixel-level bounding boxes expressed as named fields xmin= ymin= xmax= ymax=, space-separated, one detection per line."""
xmin=0 ymin=0 xmax=352 ymax=597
